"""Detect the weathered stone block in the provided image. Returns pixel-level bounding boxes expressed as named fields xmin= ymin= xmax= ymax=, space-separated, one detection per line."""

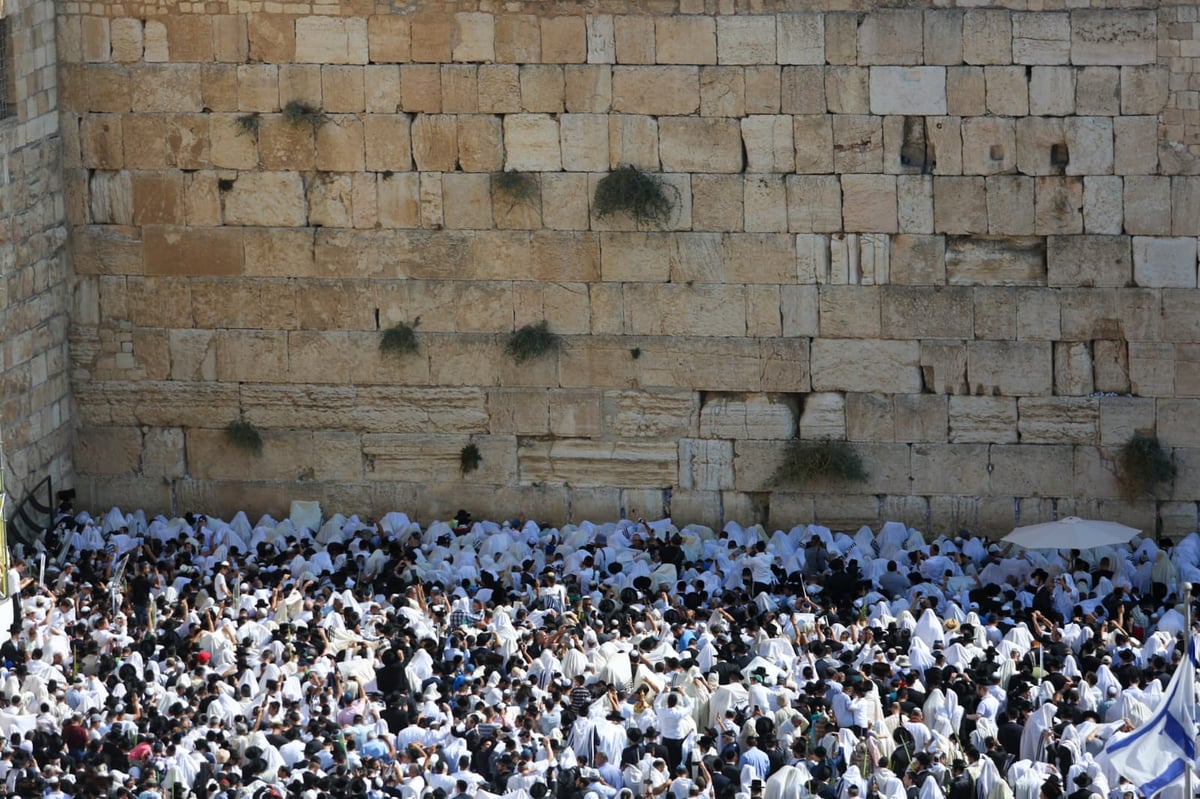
xmin=411 ymin=115 xmax=458 ymax=172
xmin=1076 ymin=67 xmax=1120 ymax=116
xmin=894 ymin=394 xmax=948 ymax=443
xmin=519 ymin=439 xmax=677 ymax=487
xmin=881 ymin=286 xmax=973 ymax=339
xmin=1013 ymin=13 xmax=1070 ymax=65
xmin=1053 ymin=342 xmax=1095 ymax=396
xmin=1064 ymin=117 xmax=1113 ymax=176
xmin=947 ymin=67 xmax=985 ymax=117
xmin=678 ymin=439 xmax=734 ymax=491
xmin=989 ymin=445 xmax=1074 ymax=496
xmin=1114 ymin=117 xmax=1157 ymax=176
xmin=968 ymin=341 xmax=1052 ymax=396
xmin=295 ymin=16 xmax=367 ymax=64
xmin=1132 ymin=237 xmax=1197 ymax=289
xmin=962 ymin=118 xmax=1015 ymax=176
xmin=1082 ymin=176 xmax=1122 ymax=235
xmin=793 ymin=115 xmax=834 ymax=173
xmin=367 ymin=16 xmax=410 ymax=63
xmin=912 ymin=444 xmax=990 ymax=495
xmin=811 ymin=340 xmax=922 ymax=394
xmin=842 ymin=175 xmax=896 ymax=233
xmin=560 ymin=114 xmax=608 ymax=172
xmin=503 ymin=115 xmax=561 ymax=171
xmin=949 ymin=396 xmax=1017 ymax=443
xmin=962 ymin=11 xmax=1011 ymax=66
xmin=818 ymin=285 xmax=880 ymax=339
xmin=784 ymin=176 xmax=840 ymax=234
xmin=1029 ymin=67 xmax=1075 ymax=116
xmin=478 ymin=65 xmax=521 ymax=113
xmin=778 ymin=14 xmax=824 ymax=65
xmin=612 ymin=66 xmax=699 ymax=116
xmin=947 ymin=236 xmax=1045 ymax=286
xmin=1120 ymin=66 xmax=1168 ymax=115
xmin=659 ymin=118 xmax=742 ymax=173
xmin=717 ymin=17 xmax=775 ymax=65
xmin=1035 ymin=177 xmax=1084 ymax=236
xmin=441 ymin=65 xmax=480 ymax=113
xmin=858 ymin=10 xmax=923 ymax=65
xmin=742 ymin=116 xmax=794 ymax=174
xmin=890 ymin=235 xmax=945 ymax=285
xmin=1070 ymin=10 xmax=1156 ymax=66
xmin=1172 ymin=178 xmax=1200 ymax=236
xmin=451 ymin=12 xmax=494 ymax=63
xmin=744 ymin=177 xmax=787 ymax=233
xmin=986 ymin=175 xmax=1035 ymax=236
xmin=1047 ymin=235 xmax=1131 ymax=288
xmin=870 ymin=68 xmax=947 ymax=116
xmin=399 ymin=64 xmax=441 ymax=113
xmin=1154 ymin=400 xmax=1200 ymax=448
xmin=608 ymin=115 xmax=660 ymax=171
xmin=541 ymin=17 xmax=586 ymax=64
xmin=699 ymin=393 xmax=798 ymax=439
xmin=315 ymin=116 xmax=365 ymax=172
xmin=586 ymin=15 xmax=615 ymax=64
xmin=520 ymin=65 xmax=564 ymax=113
xmin=1093 ymin=340 xmax=1130 ymax=395
xmin=934 ymin=177 xmax=987 ymax=235
xmin=614 ymin=16 xmax=655 ymax=65
xmin=655 ymin=17 xmax=715 ymax=65
xmin=565 ymin=65 xmax=612 ymax=113
xmin=797 ymin=393 xmax=846 ymax=440
xmin=224 ymin=172 xmax=307 ymax=227
xmin=985 ymin=66 xmax=1028 ymax=117
xmin=924 ymin=10 xmax=963 ymax=66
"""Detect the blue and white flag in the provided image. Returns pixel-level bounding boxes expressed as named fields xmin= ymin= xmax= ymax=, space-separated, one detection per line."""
xmin=1105 ymin=635 xmax=1198 ymax=797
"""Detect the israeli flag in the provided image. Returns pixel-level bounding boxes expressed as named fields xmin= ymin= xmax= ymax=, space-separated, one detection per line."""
xmin=1105 ymin=635 xmax=1198 ymax=797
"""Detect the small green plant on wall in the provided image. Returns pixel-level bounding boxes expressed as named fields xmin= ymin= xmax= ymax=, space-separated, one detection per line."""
xmin=235 ymin=113 xmax=260 ymax=137
xmin=225 ymin=420 xmax=264 ymax=457
xmin=283 ymin=100 xmax=327 ymax=128
xmin=771 ymin=439 xmax=868 ymax=488
xmin=593 ymin=166 xmax=677 ymax=228
xmin=460 ymin=443 xmax=482 ymax=475
xmin=1116 ymin=433 xmax=1175 ymax=499
xmin=506 ymin=321 xmax=560 ymax=364
xmin=492 ymin=171 xmax=538 ymax=205
xmin=380 ymin=318 xmax=420 ymax=357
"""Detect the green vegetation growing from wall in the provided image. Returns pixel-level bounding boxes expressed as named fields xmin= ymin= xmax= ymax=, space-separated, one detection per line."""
xmin=1117 ymin=434 xmax=1175 ymax=498
xmin=283 ymin=100 xmax=327 ymax=128
xmin=771 ymin=439 xmax=868 ymax=487
xmin=380 ymin=319 xmax=421 ymax=357
xmin=460 ymin=443 xmax=482 ymax=475
xmin=506 ymin=321 xmax=560 ymax=364
xmin=593 ymin=166 xmax=676 ymax=228
xmin=225 ymin=420 xmax=264 ymax=456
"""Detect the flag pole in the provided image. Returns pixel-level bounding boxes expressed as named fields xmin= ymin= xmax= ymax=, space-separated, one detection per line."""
xmin=1185 ymin=581 xmax=1193 ymax=799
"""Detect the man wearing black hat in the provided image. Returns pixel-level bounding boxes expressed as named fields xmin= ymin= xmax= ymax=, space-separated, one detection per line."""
xmin=946 ymin=759 xmax=973 ymax=799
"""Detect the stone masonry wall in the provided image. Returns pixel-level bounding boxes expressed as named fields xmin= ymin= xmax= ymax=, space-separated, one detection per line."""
xmin=0 ymin=0 xmax=72 ymax=503
xmin=58 ymin=0 xmax=1200 ymax=535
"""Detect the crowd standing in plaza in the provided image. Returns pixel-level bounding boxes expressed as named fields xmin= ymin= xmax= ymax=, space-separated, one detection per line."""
xmin=0 ymin=500 xmax=1197 ymax=799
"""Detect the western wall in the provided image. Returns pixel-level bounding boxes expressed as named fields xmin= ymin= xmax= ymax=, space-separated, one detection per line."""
xmin=40 ymin=0 xmax=1200 ymax=534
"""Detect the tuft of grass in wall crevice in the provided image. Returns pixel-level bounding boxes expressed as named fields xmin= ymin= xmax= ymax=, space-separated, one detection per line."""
xmin=1116 ymin=433 xmax=1175 ymax=499
xmin=506 ymin=321 xmax=560 ymax=364
xmin=492 ymin=171 xmax=538 ymax=205
xmin=379 ymin=318 xmax=420 ymax=357
xmin=593 ymin=166 xmax=677 ymax=228
xmin=225 ymin=420 xmax=264 ymax=456
xmin=771 ymin=439 xmax=868 ymax=488
xmin=235 ymin=112 xmax=261 ymax=137
xmin=460 ymin=443 xmax=482 ymax=475
xmin=283 ymin=100 xmax=327 ymax=128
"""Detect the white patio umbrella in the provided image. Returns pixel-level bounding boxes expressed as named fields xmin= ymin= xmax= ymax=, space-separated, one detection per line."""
xmin=1002 ymin=516 xmax=1141 ymax=550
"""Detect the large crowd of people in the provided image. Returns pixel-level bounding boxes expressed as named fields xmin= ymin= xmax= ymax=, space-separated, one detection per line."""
xmin=0 ymin=500 xmax=1197 ymax=799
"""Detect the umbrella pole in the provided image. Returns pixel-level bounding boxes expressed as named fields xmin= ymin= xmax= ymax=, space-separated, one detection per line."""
xmin=1186 ymin=582 xmax=1194 ymax=799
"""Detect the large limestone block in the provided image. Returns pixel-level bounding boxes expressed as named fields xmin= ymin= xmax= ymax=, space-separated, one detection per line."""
xmin=894 ymin=394 xmax=948 ymax=443
xmin=880 ymin=286 xmax=973 ymax=339
xmin=968 ymin=341 xmax=1052 ymax=396
xmin=1173 ymin=178 xmax=1200 ymax=236
xmin=1029 ymin=67 xmax=1075 ymax=117
xmin=600 ymin=232 xmax=671 ymax=282
xmin=989 ymin=445 xmax=1074 ymax=496
xmin=842 ymin=175 xmax=897 ymax=233
xmin=315 ymin=116 xmax=365 ymax=172
xmin=1064 ymin=117 xmax=1113 ymax=175
xmin=832 ymin=115 xmax=882 ymax=173
xmin=858 ymin=10 xmax=922 ymax=65
xmin=717 ymin=17 xmax=775 ymax=65
xmin=565 ymin=65 xmax=612 ymax=113
xmin=1093 ymin=340 xmax=1130 ymax=395
xmin=1019 ymin=397 xmax=1099 ymax=444
xmin=518 ymin=439 xmax=677 ymax=487
xmin=1120 ymin=66 xmax=1169 ymax=115
xmin=241 ymin=385 xmax=357 ymax=430
xmin=612 ymin=66 xmax=699 ymax=116
xmin=949 ymin=396 xmax=1018 ymax=443
xmin=870 ymin=68 xmax=947 ymax=116
xmin=742 ymin=116 xmax=794 ymax=174
xmin=1054 ymin=340 xmax=1095 ymax=395
xmin=1083 ymin=176 xmax=1123 ymax=235
xmin=1013 ymin=13 xmax=1070 ymax=65
xmin=985 ymin=176 xmax=1035 ymax=236
xmin=811 ymin=340 xmax=922 ymax=394
xmin=1070 ymin=10 xmax=1156 ymax=66
xmin=520 ymin=65 xmax=564 ymax=113
xmin=295 ymin=16 xmax=367 ymax=64
xmin=818 ymin=285 xmax=880 ymax=338
xmin=962 ymin=118 xmax=1016 ymax=175
xmin=1123 ymin=176 xmax=1169 ymax=236
xmin=826 ymin=67 xmax=870 ymax=115
xmin=143 ymin=227 xmax=244 ymax=276
xmin=411 ymin=115 xmax=458 ymax=171
xmin=655 ymin=17 xmax=715 ymax=65
xmin=494 ymin=15 xmax=539 ymax=63
xmin=962 ymin=10 xmax=1011 ymax=65
xmin=787 ymin=176 xmax=841 ymax=233
xmin=678 ymin=439 xmax=735 ymax=491
xmin=1076 ymin=67 xmax=1120 ymax=116
xmin=503 ymin=115 xmax=561 ymax=171
xmin=364 ymin=434 xmax=513 ymax=483
xmin=452 ymin=12 xmax=494 ymax=62
xmin=586 ymin=15 xmax=615 ymax=64
xmin=541 ymin=16 xmax=586 ymax=63
xmin=1160 ymin=400 xmax=1200 ymax=448
xmin=778 ymin=14 xmax=824 ymax=65
xmin=224 ymin=172 xmax=306 ymax=227
xmin=1132 ymin=237 xmax=1198 ymax=289
xmin=799 ymin=393 xmax=846 ymax=440
xmin=911 ymin=444 xmax=990 ymax=495
xmin=627 ymin=285 xmax=745 ymax=338
xmin=793 ymin=115 xmax=834 ymax=174
xmin=76 ymin=381 xmax=240 ymax=428
xmin=605 ymin=390 xmax=698 ymax=439
xmin=367 ymin=16 xmax=410 ymax=63
xmin=487 ymin=389 xmax=550 ymax=436
xmin=1047 ymin=235 xmax=1131 ymax=287
xmin=76 ymin=427 xmax=141 ymax=477
xmin=1034 ymin=177 xmax=1084 ymax=235
xmin=561 ymin=114 xmax=609 ymax=172
xmin=131 ymin=65 xmax=202 ymax=113
xmin=934 ymin=177 xmax=987 ymax=235
xmin=699 ymin=393 xmax=798 ymax=440
xmin=478 ymin=65 xmax=521 ymax=113
xmin=659 ymin=118 xmax=742 ymax=173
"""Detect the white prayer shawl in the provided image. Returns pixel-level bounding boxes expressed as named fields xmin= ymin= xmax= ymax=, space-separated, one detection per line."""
xmin=766 ymin=765 xmax=810 ymax=799
xmin=919 ymin=774 xmax=946 ymax=799
xmin=908 ymin=638 xmax=936 ymax=674
xmin=1019 ymin=703 xmax=1057 ymax=763
xmin=1009 ymin=762 xmax=1044 ymax=799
